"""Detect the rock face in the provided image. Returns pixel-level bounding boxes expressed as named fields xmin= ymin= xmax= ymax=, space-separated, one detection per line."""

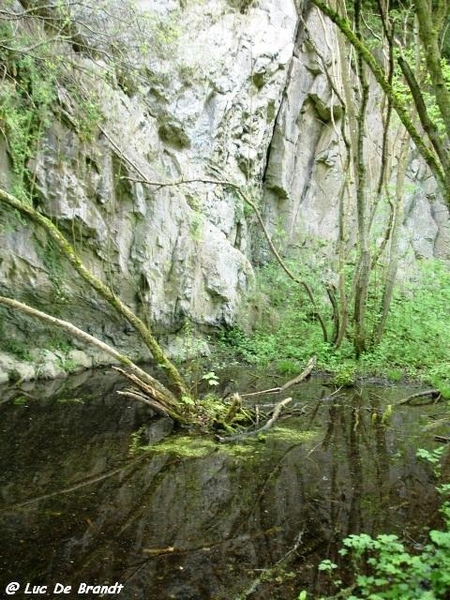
xmin=262 ymin=7 xmax=450 ymax=269
xmin=0 ymin=0 xmax=299 ymax=375
xmin=0 ymin=0 xmax=448 ymax=378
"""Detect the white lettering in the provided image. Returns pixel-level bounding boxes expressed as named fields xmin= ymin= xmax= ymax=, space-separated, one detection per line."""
xmin=77 ymin=582 xmax=124 ymax=594
xmin=24 ymin=583 xmax=47 ymax=594
xmin=53 ymin=582 xmax=72 ymax=594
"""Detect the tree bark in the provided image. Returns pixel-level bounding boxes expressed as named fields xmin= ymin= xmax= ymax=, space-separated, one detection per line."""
xmin=0 ymin=186 xmax=190 ymax=399
xmin=310 ymin=0 xmax=450 ymax=204
xmin=0 ymin=295 xmax=186 ymax=418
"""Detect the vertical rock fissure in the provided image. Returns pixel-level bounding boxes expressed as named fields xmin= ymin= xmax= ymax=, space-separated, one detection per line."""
xmin=261 ymin=3 xmax=312 ymax=188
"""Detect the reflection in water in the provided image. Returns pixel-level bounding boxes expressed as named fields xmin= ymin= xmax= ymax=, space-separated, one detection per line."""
xmin=0 ymin=371 xmax=446 ymax=599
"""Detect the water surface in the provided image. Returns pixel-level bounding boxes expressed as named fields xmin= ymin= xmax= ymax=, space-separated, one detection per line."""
xmin=0 ymin=369 xmax=447 ymax=599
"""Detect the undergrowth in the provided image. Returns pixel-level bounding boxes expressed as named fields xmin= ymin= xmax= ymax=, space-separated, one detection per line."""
xmin=218 ymin=258 xmax=450 ymax=389
xmin=300 ymin=483 xmax=450 ymax=599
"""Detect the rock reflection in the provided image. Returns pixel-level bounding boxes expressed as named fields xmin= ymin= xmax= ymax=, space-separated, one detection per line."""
xmin=0 ymin=373 xmax=444 ymax=599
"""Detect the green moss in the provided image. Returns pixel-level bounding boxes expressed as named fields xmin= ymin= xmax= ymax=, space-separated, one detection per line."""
xmin=1 ymin=337 xmax=32 ymax=361
xmin=143 ymin=435 xmax=218 ymax=458
xmin=267 ymin=426 xmax=318 ymax=445
xmin=220 ymin=442 xmax=262 ymax=457
xmin=137 ymin=431 xmax=273 ymax=459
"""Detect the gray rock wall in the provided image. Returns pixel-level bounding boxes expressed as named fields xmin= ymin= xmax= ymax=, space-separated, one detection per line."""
xmin=262 ymin=6 xmax=450 ymax=271
xmin=0 ymin=0 xmax=299 ymax=377
xmin=0 ymin=0 xmax=448 ymax=380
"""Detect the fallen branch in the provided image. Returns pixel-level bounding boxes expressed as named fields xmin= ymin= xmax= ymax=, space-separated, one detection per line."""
xmin=280 ymin=357 xmax=316 ymax=391
xmin=0 ymin=454 xmax=146 ymax=514
xmin=112 ymin=367 xmax=180 ymax=411
xmin=116 ymin=390 xmax=174 ymax=420
xmin=240 ymin=357 xmax=316 ymax=398
xmin=234 ymin=528 xmax=305 ymax=600
xmin=0 ymin=295 xmax=180 ymax=411
xmin=217 ymin=397 xmax=293 ymax=443
xmin=223 ymin=393 xmax=243 ymax=425
xmin=434 ymin=435 xmax=450 ymax=444
xmin=0 ymin=186 xmax=190 ymax=399
xmin=398 ymin=389 xmax=441 ymax=405
xmin=239 ymin=386 xmax=283 ymax=398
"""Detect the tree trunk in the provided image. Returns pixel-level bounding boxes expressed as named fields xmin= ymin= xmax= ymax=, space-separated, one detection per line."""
xmin=0 ymin=295 xmax=190 ymax=422
xmin=0 ymin=186 xmax=190 ymax=400
xmin=310 ymin=0 xmax=450 ymax=204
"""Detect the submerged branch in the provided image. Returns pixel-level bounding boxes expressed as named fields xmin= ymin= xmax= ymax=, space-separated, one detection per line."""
xmin=398 ymin=389 xmax=441 ymax=406
xmin=217 ymin=397 xmax=293 ymax=443
xmin=234 ymin=528 xmax=306 ymax=600
xmin=0 ymin=454 xmax=147 ymax=514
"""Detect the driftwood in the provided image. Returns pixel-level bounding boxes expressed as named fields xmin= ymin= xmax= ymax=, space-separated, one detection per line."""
xmin=0 ymin=294 xmax=316 ymax=435
xmin=116 ymin=390 xmax=171 ymax=418
xmin=399 ymin=389 xmax=441 ymax=406
xmin=239 ymin=357 xmax=316 ymax=398
xmin=217 ymin=397 xmax=293 ymax=443
xmin=0 ymin=187 xmax=189 ymax=399
xmin=0 ymin=296 xmax=197 ymax=425
xmin=0 ymin=296 xmax=179 ymax=406
xmin=434 ymin=435 xmax=450 ymax=443
xmin=223 ymin=393 xmax=243 ymax=425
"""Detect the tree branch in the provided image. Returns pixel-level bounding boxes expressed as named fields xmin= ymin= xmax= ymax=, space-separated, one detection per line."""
xmin=310 ymin=0 xmax=448 ymax=202
xmin=0 ymin=295 xmax=179 ymax=409
xmin=0 ymin=186 xmax=190 ymax=399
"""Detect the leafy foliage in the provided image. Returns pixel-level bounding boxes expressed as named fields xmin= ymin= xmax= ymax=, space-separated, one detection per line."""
xmin=0 ymin=23 xmax=57 ymax=198
xmin=315 ymin=499 xmax=450 ymax=599
xmin=363 ymin=260 xmax=450 ymax=380
xmin=222 ymin=258 xmax=450 ymax=384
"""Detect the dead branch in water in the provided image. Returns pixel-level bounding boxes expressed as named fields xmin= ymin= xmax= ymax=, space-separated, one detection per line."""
xmin=217 ymin=397 xmax=293 ymax=443
xmin=398 ymin=389 xmax=441 ymax=405
xmin=239 ymin=357 xmax=316 ymax=398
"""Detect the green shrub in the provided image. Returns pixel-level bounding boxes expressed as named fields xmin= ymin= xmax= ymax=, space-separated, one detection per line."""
xmin=309 ymin=485 xmax=450 ymax=600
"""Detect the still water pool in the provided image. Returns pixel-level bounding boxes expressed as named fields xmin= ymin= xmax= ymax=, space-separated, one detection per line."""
xmin=0 ymin=368 xmax=448 ymax=599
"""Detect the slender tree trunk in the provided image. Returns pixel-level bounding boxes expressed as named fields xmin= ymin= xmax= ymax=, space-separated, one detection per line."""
xmin=346 ymin=0 xmax=371 ymax=356
xmin=414 ymin=0 xmax=450 ymax=141
xmin=310 ymin=0 xmax=450 ymax=204
xmin=373 ymin=135 xmax=409 ymax=345
xmin=0 ymin=295 xmax=190 ymax=421
xmin=0 ymin=186 xmax=190 ymax=399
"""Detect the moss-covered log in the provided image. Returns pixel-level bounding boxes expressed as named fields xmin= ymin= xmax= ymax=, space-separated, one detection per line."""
xmin=0 ymin=186 xmax=190 ymax=399
xmin=0 ymin=295 xmax=191 ymax=421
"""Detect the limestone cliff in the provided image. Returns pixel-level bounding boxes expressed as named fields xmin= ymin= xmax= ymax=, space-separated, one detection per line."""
xmin=0 ymin=0 xmax=447 ymax=380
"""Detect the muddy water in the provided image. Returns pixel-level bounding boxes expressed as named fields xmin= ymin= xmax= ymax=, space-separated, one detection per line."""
xmin=0 ymin=369 xmax=448 ymax=599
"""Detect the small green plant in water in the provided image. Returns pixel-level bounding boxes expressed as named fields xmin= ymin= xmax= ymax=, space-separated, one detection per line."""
xmin=332 ymin=361 xmax=357 ymax=387
xmin=201 ymin=371 xmax=219 ymax=387
xmin=315 ymin=487 xmax=450 ymax=599
xmin=417 ymin=445 xmax=445 ymax=478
